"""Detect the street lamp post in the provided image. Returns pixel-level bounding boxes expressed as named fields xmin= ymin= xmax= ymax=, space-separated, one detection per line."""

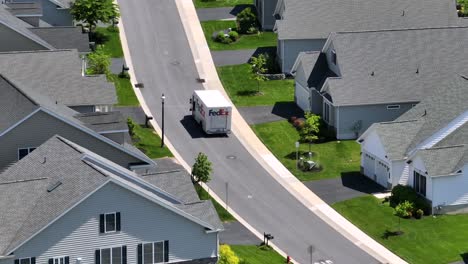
xmin=161 ymin=93 xmax=165 ymax=148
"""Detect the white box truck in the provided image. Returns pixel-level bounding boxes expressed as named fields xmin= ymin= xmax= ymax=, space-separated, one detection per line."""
xmin=190 ymin=90 xmax=232 ymax=134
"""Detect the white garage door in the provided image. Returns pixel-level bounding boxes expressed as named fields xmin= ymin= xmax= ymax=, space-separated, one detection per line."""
xmin=362 ymin=152 xmax=375 ymax=179
xmin=375 ymin=159 xmax=390 ymax=188
xmin=295 ymin=82 xmax=310 ymax=111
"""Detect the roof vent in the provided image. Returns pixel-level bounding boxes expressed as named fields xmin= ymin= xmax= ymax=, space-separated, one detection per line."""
xmin=422 ymin=109 xmax=427 ymax=117
xmin=370 ymin=71 xmax=375 ymax=76
xmin=416 ymin=68 xmax=419 ymax=74
xmin=402 ymin=10 xmax=405 ymax=16
xmin=47 ymin=181 xmax=62 ymax=192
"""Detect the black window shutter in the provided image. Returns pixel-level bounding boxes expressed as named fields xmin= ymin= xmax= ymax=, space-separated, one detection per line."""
xmin=137 ymin=244 xmax=142 ymax=264
xmin=116 ymin=212 xmax=121 ymax=231
xmin=65 ymin=256 xmax=70 ymax=264
xmin=95 ymin=249 xmax=101 ymax=264
xmin=48 ymin=259 xmax=53 ymax=264
xmin=99 ymin=214 xmax=105 ymax=233
xmin=31 ymin=257 xmax=36 ymax=264
xmin=15 ymin=260 xmax=19 ymax=264
xmin=122 ymin=245 xmax=127 ymax=264
xmin=164 ymin=240 xmax=169 ymax=262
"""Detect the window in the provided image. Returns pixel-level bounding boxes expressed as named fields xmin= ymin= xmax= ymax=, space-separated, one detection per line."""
xmin=18 ymin=147 xmax=36 ymax=160
xmin=413 ymin=171 xmax=426 ymax=196
xmin=323 ymin=102 xmax=331 ymax=123
xmin=14 ymin=258 xmax=35 ymax=264
xmin=138 ymin=241 xmax=169 ymax=264
xmin=386 ymin=105 xmax=400 ymax=110
xmin=96 ymin=246 xmax=127 ymax=264
xmin=99 ymin=212 xmax=121 ymax=233
xmin=331 ymin=50 xmax=337 ymax=65
xmin=49 ymin=257 xmax=69 ymax=264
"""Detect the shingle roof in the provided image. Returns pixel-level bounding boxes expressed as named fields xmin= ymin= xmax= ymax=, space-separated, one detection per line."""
xmin=4 ymin=1 xmax=42 ymax=16
xmin=417 ymin=145 xmax=466 ymax=177
xmin=75 ymin=111 xmax=128 ymax=133
xmin=294 ymin=52 xmax=320 ymax=80
xmin=322 ymin=27 xmax=468 ymax=106
xmin=276 ymin=0 xmax=459 ymax=40
xmin=49 ymin=0 xmax=75 ymax=9
xmin=0 ymin=49 xmax=116 ymax=106
xmin=29 ymin=27 xmax=90 ymax=52
xmin=0 ymin=136 xmax=222 ymax=255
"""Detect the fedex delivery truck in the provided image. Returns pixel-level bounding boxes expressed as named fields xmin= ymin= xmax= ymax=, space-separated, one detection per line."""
xmin=190 ymin=90 xmax=232 ymax=134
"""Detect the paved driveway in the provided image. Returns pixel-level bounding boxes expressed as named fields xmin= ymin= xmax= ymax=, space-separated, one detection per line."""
xmin=304 ymin=173 xmax=386 ymax=205
xmin=196 ymin=5 xmax=251 ymax=21
xmin=238 ymin=102 xmax=304 ymax=125
xmin=220 ymin=221 xmax=261 ymax=245
xmin=211 ymin=49 xmax=256 ymax=66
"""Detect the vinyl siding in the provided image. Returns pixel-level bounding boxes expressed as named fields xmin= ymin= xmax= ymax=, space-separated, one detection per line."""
xmin=40 ymin=0 xmax=74 ymax=26
xmin=0 ymin=24 xmax=48 ymax=52
xmin=257 ymin=0 xmax=278 ymax=30
xmin=324 ymin=42 xmax=341 ymax=76
xmin=11 ymin=182 xmax=218 ymax=263
xmin=69 ymin=105 xmax=96 ymax=113
xmin=0 ymin=111 xmax=144 ymax=171
xmin=280 ymin=39 xmax=326 ymax=73
xmin=335 ymin=103 xmax=414 ymax=139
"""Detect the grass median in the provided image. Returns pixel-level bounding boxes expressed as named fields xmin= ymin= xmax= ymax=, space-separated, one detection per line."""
xmin=128 ymin=119 xmax=173 ymax=159
xmin=108 ymin=74 xmax=139 ymax=106
xmin=94 ymin=26 xmax=124 ymax=58
xmin=231 ymin=245 xmax=285 ymax=264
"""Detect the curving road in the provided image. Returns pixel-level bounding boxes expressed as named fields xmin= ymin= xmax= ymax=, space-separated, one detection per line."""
xmin=117 ymin=0 xmax=378 ymax=263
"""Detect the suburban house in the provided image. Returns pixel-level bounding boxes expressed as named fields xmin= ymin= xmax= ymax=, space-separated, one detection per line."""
xmin=273 ymin=0 xmax=460 ymax=73
xmin=254 ymin=0 xmax=278 ymax=30
xmin=358 ymin=76 xmax=467 ymax=213
xmin=6 ymin=0 xmax=75 ymax=26
xmin=0 ymin=49 xmax=116 ymax=112
xmin=0 ymin=135 xmax=222 ymax=264
xmin=0 ymin=74 xmax=153 ymax=171
xmin=292 ymin=26 xmax=468 ymax=139
xmin=0 ymin=3 xmax=89 ymax=52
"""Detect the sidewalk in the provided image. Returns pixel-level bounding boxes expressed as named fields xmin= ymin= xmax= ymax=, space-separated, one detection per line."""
xmin=173 ymin=1 xmax=407 ymax=264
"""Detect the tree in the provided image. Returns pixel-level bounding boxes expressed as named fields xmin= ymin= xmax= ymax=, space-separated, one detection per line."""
xmin=70 ymin=0 xmax=119 ymax=31
xmin=218 ymin=245 xmax=240 ymax=264
xmin=249 ymin=54 xmax=268 ymax=93
xmin=394 ymin=201 xmax=413 ymax=234
xmin=299 ymin=112 xmax=321 ymax=152
xmin=236 ymin=7 xmax=257 ymax=34
xmin=191 ymin=152 xmax=212 ymax=183
xmin=87 ymin=48 xmax=110 ymax=75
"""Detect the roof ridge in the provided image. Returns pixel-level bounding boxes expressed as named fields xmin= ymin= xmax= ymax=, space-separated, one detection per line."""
xmin=422 ymin=144 xmax=466 ymax=151
xmin=0 ymin=49 xmax=74 ymax=55
xmin=379 ymin=119 xmax=419 ymax=125
xmin=0 ymin=177 xmax=48 ymax=185
xmin=334 ymin=26 xmax=468 ymax=36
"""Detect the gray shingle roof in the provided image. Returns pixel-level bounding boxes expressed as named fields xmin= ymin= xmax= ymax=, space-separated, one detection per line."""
xmin=29 ymin=27 xmax=90 ymax=52
xmin=417 ymin=145 xmax=466 ymax=177
xmin=323 ymin=27 xmax=468 ymax=106
xmin=294 ymin=52 xmax=320 ymax=80
xmin=0 ymin=136 xmax=222 ymax=255
xmin=49 ymin=0 xmax=75 ymax=9
xmin=276 ymin=0 xmax=459 ymax=40
xmin=75 ymin=111 xmax=128 ymax=133
xmin=4 ymin=1 xmax=42 ymax=16
xmin=0 ymin=49 xmax=116 ymax=106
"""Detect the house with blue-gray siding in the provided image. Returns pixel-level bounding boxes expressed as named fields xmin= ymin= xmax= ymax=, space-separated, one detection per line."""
xmin=0 ymin=135 xmax=222 ymax=264
xmin=293 ymin=26 xmax=468 ymax=139
xmin=273 ymin=0 xmax=460 ymax=73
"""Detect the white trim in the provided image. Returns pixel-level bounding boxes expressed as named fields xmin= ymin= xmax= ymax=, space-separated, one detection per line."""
xmin=52 ymin=256 xmax=67 ymax=264
xmin=322 ymin=33 xmax=334 ymax=53
xmin=17 ymin=257 xmax=33 ymax=264
xmin=142 ymin=241 xmax=166 ymax=264
xmin=98 ymin=245 xmax=125 ymax=264
xmin=0 ymin=108 xmax=41 ymax=137
xmin=336 ymin=105 xmax=340 ymax=137
xmin=14 ymin=14 xmax=43 ymax=17
xmin=104 ymin=212 xmax=118 ymax=233
xmin=98 ymin=129 xmax=129 ymax=134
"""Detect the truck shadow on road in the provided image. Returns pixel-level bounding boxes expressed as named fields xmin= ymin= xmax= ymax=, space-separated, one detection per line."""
xmin=180 ymin=115 xmax=229 ymax=139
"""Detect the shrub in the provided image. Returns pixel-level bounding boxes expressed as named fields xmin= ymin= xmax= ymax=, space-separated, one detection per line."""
xmin=293 ymin=119 xmax=304 ymax=129
xmin=389 ymin=185 xmax=418 ymax=207
xmin=236 ymin=7 xmax=258 ymax=34
xmin=246 ymin=26 xmax=259 ymax=34
xmin=87 ymin=48 xmax=110 ymax=75
xmin=228 ymin=30 xmax=239 ymax=41
xmin=219 ymin=245 xmax=240 ymax=264
xmin=215 ymin=31 xmax=233 ymax=44
xmin=107 ymin=25 xmax=119 ymax=33
xmin=290 ymin=116 xmax=297 ymax=123
xmin=127 ymin=118 xmax=137 ymax=137
xmin=415 ymin=209 xmax=424 ymax=219
xmin=395 ymin=201 xmax=414 ymax=218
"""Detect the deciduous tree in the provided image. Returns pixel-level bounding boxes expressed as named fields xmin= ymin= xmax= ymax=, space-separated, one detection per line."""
xmin=191 ymin=152 xmax=213 ymax=184
xmin=70 ymin=0 xmax=119 ymax=31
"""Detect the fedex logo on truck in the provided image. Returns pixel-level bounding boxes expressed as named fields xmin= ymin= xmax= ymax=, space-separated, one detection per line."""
xmin=209 ymin=109 xmax=229 ymax=116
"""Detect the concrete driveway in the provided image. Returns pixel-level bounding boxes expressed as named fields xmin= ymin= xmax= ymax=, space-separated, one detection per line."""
xmin=211 ymin=49 xmax=256 ymax=66
xmin=304 ymin=173 xmax=386 ymax=205
xmin=196 ymin=5 xmax=252 ymax=21
xmin=238 ymin=102 xmax=304 ymax=125
xmin=220 ymin=221 xmax=262 ymax=245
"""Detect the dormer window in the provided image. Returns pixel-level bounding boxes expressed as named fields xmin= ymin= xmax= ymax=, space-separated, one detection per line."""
xmin=331 ymin=50 xmax=337 ymax=65
xmin=100 ymin=212 xmax=121 ymax=233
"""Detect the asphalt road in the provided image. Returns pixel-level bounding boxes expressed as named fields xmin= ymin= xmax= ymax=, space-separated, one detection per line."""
xmin=118 ymin=1 xmax=377 ymax=263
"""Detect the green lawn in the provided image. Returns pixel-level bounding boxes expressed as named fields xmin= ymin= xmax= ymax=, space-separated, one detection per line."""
xmin=217 ymin=64 xmax=293 ymax=106
xmin=95 ymin=26 xmax=124 ymax=58
xmin=252 ymin=120 xmax=360 ymax=181
xmin=333 ymin=196 xmax=468 ymax=264
xmin=201 ymin=21 xmax=277 ymax=51
xmin=230 ymin=245 xmax=285 ymax=264
xmin=194 ymin=0 xmax=252 ymax=8
xmin=195 ymin=184 xmax=236 ymax=222
xmin=108 ymin=74 xmax=139 ymax=106
xmin=129 ymin=120 xmax=173 ymax=159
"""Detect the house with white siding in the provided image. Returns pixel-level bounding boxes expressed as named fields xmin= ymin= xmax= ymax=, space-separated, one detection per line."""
xmin=272 ymin=0 xmax=460 ymax=73
xmin=0 ymin=74 xmax=152 ymax=171
xmin=293 ymin=26 xmax=468 ymax=139
xmin=357 ymin=76 xmax=468 ymax=214
xmin=0 ymin=135 xmax=222 ymax=264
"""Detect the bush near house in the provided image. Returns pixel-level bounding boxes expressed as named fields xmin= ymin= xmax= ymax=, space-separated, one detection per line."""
xmin=389 ymin=185 xmax=431 ymax=215
xmin=236 ymin=7 xmax=258 ymax=34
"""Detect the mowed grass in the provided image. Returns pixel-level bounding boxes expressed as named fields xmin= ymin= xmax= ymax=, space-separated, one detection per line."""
xmin=217 ymin=64 xmax=293 ymax=106
xmin=195 ymin=184 xmax=236 ymax=222
xmin=129 ymin=121 xmax=173 ymax=159
xmin=333 ymin=196 xmax=468 ymax=264
xmin=194 ymin=0 xmax=252 ymax=8
xmin=230 ymin=245 xmax=285 ymax=264
xmin=95 ymin=26 xmax=124 ymax=58
xmin=252 ymin=120 xmax=360 ymax=181
xmin=201 ymin=20 xmax=277 ymax=50
xmin=108 ymin=74 xmax=139 ymax=106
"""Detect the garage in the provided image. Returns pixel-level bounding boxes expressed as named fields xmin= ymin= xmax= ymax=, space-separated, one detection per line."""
xmin=295 ymin=82 xmax=310 ymax=111
xmin=362 ymin=152 xmax=375 ymax=179
xmin=375 ymin=159 xmax=390 ymax=188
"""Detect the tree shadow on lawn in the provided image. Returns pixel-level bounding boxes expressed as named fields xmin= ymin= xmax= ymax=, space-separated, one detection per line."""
xmin=236 ymin=90 xmax=259 ymax=96
xmin=271 ymin=101 xmax=304 ymax=120
xmin=284 ymin=151 xmax=316 ymax=160
xmin=381 ymin=229 xmax=403 ymax=239
xmin=340 ymin=172 xmax=386 ymax=194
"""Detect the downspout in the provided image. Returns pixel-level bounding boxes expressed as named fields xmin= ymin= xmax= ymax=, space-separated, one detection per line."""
xmin=336 ymin=105 xmax=340 ymax=139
